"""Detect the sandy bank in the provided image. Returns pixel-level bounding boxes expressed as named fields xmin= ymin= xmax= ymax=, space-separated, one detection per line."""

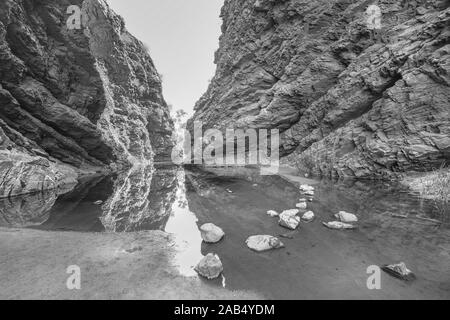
xmin=0 ymin=228 xmax=261 ymax=300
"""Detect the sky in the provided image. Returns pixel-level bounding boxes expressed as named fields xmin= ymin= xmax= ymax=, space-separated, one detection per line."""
xmin=106 ymin=0 xmax=224 ymax=115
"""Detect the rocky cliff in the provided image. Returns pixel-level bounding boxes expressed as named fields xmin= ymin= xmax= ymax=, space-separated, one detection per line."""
xmin=190 ymin=0 xmax=450 ymax=179
xmin=0 ymin=0 xmax=174 ymax=197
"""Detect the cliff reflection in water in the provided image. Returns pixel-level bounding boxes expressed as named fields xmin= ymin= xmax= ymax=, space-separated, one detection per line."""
xmin=0 ymin=166 xmax=179 ymax=232
xmin=101 ymin=166 xmax=177 ymax=232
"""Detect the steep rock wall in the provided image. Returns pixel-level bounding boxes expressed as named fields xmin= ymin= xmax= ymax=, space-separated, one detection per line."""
xmin=190 ymin=0 xmax=450 ymax=179
xmin=0 ymin=0 xmax=174 ymax=197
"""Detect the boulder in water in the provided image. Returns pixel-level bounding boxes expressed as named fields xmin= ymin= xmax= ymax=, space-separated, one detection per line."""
xmin=302 ymin=211 xmax=315 ymax=222
xmin=300 ymin=184 xmax=315 ymax=192
xmin=267 ymin=210 xmax=279 ymax=217
xmin=296 ymin=202 xmax=307 ymax=209
xmin=382 ymin=262 xmax=416 ymax=281
xmin=246 ymin=235 xmax=284 ymax=252
xmin=279 ymin=213 xmax=301 ymax=230
xmin=323 ymin=221 xmax=356 ymax=230
xmin=335 ymin=211 xmax=358 ymax=223
xmin=280 ymin=209 xmax=299 ymax=218
xmin=200 ymin=223 xmax=225 ymax=243
xmin=194 ymin=253 xmax=224 ymax=279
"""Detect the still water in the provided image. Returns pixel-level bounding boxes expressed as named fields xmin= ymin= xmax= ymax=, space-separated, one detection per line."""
xmin=0 ymin=165 xmax=449 ymax=299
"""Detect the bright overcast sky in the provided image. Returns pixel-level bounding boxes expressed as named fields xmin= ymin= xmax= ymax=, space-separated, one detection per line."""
xmin=106 ymin=0 xmax=224 ymax=115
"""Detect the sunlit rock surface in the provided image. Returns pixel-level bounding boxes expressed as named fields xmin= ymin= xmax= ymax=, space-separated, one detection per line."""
xmin=0 ymin=0 xmax=174 ymax=198
xmin=190 ymin=0 xmax=450 ymax=179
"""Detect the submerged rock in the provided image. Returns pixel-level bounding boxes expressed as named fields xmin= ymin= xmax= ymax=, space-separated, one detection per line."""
xmin=323 ymin=221 xmax=356 ymax=230
xmin=302 ymin=211 xmax=315 ymax=223
xmin=382 ymin=262 xmax=416 ymax=281
xmin=200 ymin=223 xmax=225 ymax=243
xmin=194 ymin=254 xmax=224 ymax=280
xmin=246 ymin=235 xmax=285 ymax=252
xmin=94 ymin=200 xmax=103 ymax=205
xmin=267 ymin=210 xmax=279 ymax=217
xmin=279 ymin=231 xmax=297 ymax=239
xmin=335 ymin=211 xmax=358 ymax=223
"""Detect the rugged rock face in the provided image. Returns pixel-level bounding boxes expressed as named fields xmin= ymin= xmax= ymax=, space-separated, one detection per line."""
xmin=0 ymin=0 xmax=174 ymax=197
xmin=190 ymin=0 xmax=450 ymax=179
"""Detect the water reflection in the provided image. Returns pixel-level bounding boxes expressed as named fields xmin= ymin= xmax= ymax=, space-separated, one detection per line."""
xmin=0 ymin=191 xmax=58 ymax=228
xmin=0 ymin=166 xmax=179 ymax=232
xmin=165 ymin=171 xmax=204 ymax=277
xmin=0 ymin=165 xmax=448 ymax=298
xmin=101 ymin=166 xmax=177 ymax=232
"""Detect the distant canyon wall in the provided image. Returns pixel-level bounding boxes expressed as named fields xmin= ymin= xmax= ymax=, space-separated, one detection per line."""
xmin=190 ymin=0 xmax=450 ymax=179
xmin=0 ymin=0 xmax=174 ymax=197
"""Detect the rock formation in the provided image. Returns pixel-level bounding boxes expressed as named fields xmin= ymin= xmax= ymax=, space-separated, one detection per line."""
xmin=0 ymin=0 xmax=174 ymax=198
xmin=190 ymin=0 xmax=450 ymax=179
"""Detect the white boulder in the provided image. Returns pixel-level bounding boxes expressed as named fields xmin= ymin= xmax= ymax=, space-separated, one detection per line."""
xmin=200 ymin=223 xmax=225 ymax=243
xmin=280 ymin=209 xmax=299 ymax=218
xmin=266 ymin=210 xmax=279 ymax=217
xmin=194 ymin=253 xmax=224 ymax=279
xmin=246 ymin=235 xmax=285 ymax=252
xmin=300 ymin=184 xmax=315 ymax=192
xmin=302 ymin=211 xmax=315 ymax=222
xmin=296 ymin=202 xmax=307 ymax=209
xmin=323 ymin=221 xmax=356 ymax=230
xmin=335 ymin=211 xmax=358 ymax=223
xmin=279 ymin=214 xmax=301 ymax=230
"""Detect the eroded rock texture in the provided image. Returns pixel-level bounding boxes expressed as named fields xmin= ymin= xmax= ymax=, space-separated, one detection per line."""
xmin=191 ymin=0 xmax=450 ymax=179
xmin=0 ymin=0 xmax=173 ymax=197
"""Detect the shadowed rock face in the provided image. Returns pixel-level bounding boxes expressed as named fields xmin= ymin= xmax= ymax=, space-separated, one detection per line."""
xmin=190 ymin=0 xmax=450 ymax=179
xmin=0 ymin=0 xmax=174 ymax=197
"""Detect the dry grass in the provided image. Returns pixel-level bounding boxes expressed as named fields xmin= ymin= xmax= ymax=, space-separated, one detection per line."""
xmin=412 ymin=166 xmax=450 ymax=221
